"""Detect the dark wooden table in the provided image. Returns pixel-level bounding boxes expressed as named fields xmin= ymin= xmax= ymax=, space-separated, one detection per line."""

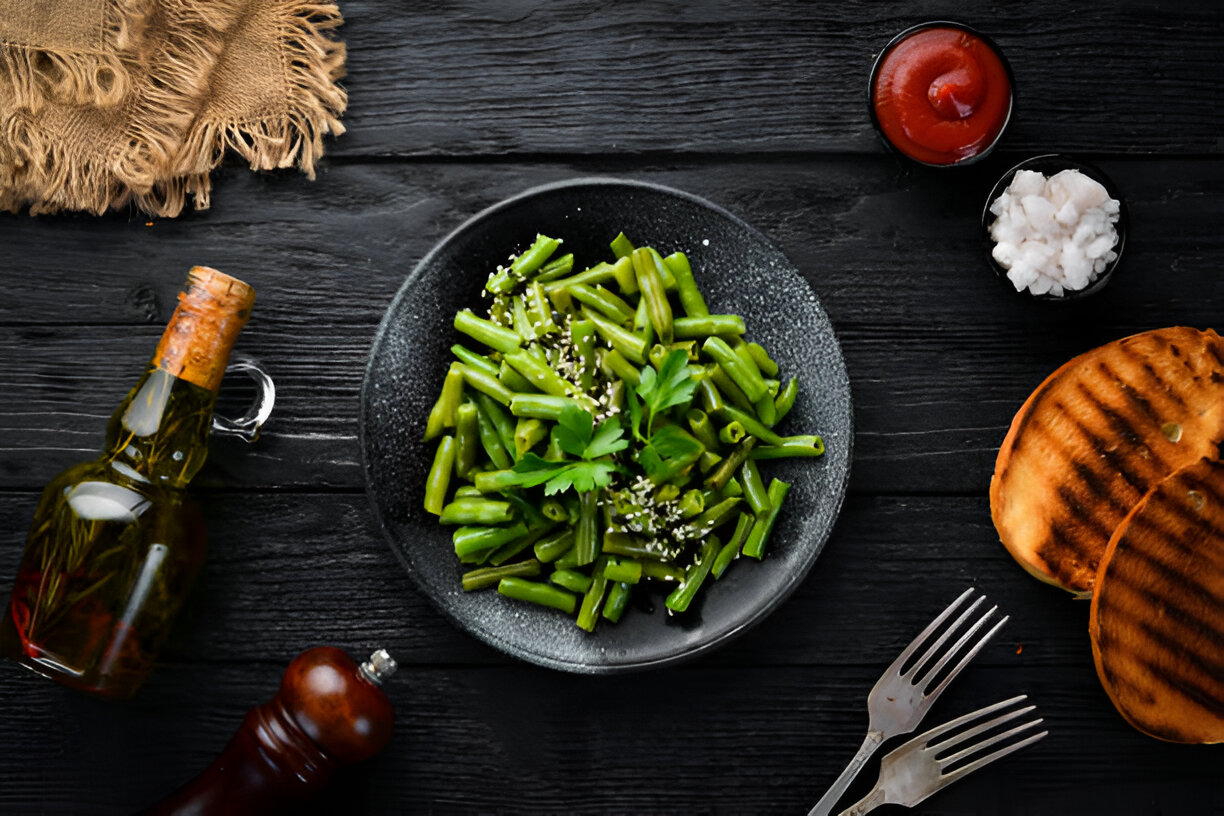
xmin=2 ymin=2 xmax=1222 ymax=813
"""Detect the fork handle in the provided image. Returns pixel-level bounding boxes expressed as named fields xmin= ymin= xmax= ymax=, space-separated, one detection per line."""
xmin=837 ymin=788 xmax=887 ymax=816
xmin=807 ymin=729 xmax=884 ymax=816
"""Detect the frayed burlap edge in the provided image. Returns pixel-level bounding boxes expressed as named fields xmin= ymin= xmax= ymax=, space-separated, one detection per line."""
xmin=0 ymin=0 xmax=347 ymax=217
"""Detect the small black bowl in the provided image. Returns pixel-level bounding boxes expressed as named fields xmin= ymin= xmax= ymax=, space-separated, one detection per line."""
xmin=868 ymin=21 xmax=1015 ymax=168
xmin=982 ymin=154 xmax=1128 ymax=302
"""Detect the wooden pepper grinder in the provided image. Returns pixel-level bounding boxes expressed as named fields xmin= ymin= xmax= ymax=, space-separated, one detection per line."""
xmin=143 ymin=647 xmax=397 ymax=815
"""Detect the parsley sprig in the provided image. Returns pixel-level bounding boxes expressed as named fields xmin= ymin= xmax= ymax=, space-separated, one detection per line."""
xmin=627 ymin=349 xmax=702 ymax=480
xmin=500 ymin=405 xmax=628 ymax=495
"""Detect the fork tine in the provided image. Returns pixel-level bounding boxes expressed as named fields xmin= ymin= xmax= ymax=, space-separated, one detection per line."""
xmin=892 ymin=587 xmax=980 ymax=672
xmin=920 ymin=612 xmax=1009 ymax=696
xmin=933 ymin=711 xmax=1042 ymax=762
xmin=937 ymin=728 xmax=1048 ymax=787
xmin=903 ymin=597 xmax=986 ymax=681
xmin=908 ymin=694 xmax=1029 ymax=744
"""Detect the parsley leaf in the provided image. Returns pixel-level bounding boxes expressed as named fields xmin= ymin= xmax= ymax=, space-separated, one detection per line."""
xmin=636 ymin=424 xmax=704 ymax=482
xmin=636 ymin=349 xmax=698 ymax=436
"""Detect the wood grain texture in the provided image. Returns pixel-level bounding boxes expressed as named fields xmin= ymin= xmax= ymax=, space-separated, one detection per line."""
xmin=1 ymin=1 xmax=1222 ymax=813
xmin=330 ymin=1 xmax=1224 ymax=157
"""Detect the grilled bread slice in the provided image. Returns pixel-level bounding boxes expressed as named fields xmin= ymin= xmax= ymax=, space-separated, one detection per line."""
xmin=991 ymin=327 xmax=1224 ymax=594
xmin=1089 ymin=457 xmax=1224 ymax=743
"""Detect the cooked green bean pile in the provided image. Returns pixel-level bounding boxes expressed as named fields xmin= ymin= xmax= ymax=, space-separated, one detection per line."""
xmin=423 ymin=232 xmax=824 ymax=631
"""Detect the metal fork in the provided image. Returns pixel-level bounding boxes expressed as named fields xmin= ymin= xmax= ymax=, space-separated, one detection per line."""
xmin=808 ymin=588 xmax=1007 ymax=816
xmin=837 ymin=695 xmax=1048 ymax=815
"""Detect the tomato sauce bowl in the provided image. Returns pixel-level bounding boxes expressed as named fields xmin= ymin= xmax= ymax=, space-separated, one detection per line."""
xmin=868 ymin=21 xmax=1015 ymax=167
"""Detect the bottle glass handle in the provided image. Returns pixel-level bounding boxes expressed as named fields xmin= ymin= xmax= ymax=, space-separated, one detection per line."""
xmin=211 ymin=357 xmax=275 ymax=442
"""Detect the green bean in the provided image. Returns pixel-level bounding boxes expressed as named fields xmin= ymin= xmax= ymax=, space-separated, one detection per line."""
xmin=504 ymin=350 xmax=576 ymax=398
xmin=474 ymin=469 xmax=523 ymax=493
xmin=602 ymin=581 xmax=633 ymax=622
xmin=743 ymin=479 xmax=790 ymax=559
xmin=707 ymin=364 xmax=755 ymax=412
xmin=631 ymin=248 xmax=674 ymax=344
xmin=603 ymin=558 xmax=642 ymax=584
xmin=542 ymin=263 xmax=616 ymax=297
xmin=532 ymin=252 xmax=575 ymax=283
xmin=472 ymin=397 xmax=512 ymax=470
xmin=686 ymin=409 xmax=719 ymax=450
xmin=723 ymin=475 xmax=743 ymax=498
xmin=598 ymin=347 xmax=641 ymax=387
xmin=713 ymin=513 xmax=755 ymax=579
xmin=511 ymin=297 xmax=536 ymax=342
xmin=732 ymin=339 xmax=765 ymax=382
xmin=611 ymin=255 xmax=637 ymax=295
xmin=740 ymin=459 xmax=772 ymax=517
xmin=454 ymin=485 xmax=484 ymax=498
xmin=641 ymin=561 xmax=685 ymax=582
xmin=567 ymin=283 xmax=635 ymax=324
xmin=698 ymin=450 xmax=722 ymax=474
xmin=498 ymin=577 xmax=576 ymax=615
xmin=550 ymin=569 xmax=593 ymax=594
xmin=602 ymin=531 xmax=669 ymax=561
xmin=490 ymin=522 xmax=555 ymax=565
xmin=424 ymin=435 xmax=456 ymax=515
xmin=754 ymin=392 xmax=778 ymax=426
xmin=686 ymin=497 xmax=742 ymax=536
xmin=719 ymin=421 xmax=746 ymax=445
xmin=765 ymin=378 xmax=780 ymax=398
xmin=541 ymin=499 xmax=568 ymax=523
xmin=453 ymin=522 xmax=527 ymax=559
xmin=750 ymin=435 xmax=825 ymax=459
xmin=552 ymin=546 xmax=583 ymax=571
xmin=547 ymin=285 xmax=574 ymax=313
xmin=632 ymin=294 xmax=654 ymax=348
xmin=514 ymin=417 xmax=548 ymax=457
xmin=571 ymin=319 xmax=597 ymax=392
xmin=425 ymin=364 xmax=465 ymax=441
xmin=718 ymin=404 xmax=786 ymax=446
xmin=702 ymin=336 xmax=767 ymax=402
xmin=533 ymin=527 xmax=575 ymax=562
xmin=526 ymin=282 xmax=556 ymax=334
xmin=746 ymin=342 xmax=779 ymax=377
xmin=663 ymin=251 xmax=709 ymax=317
xmin=498 ymin=359 xmax=536 ymax=393
xmin=458 ymin=362 xmax=514 ymax=406
xmin=462 ymin=559 xmax=541 ymax=591
xmin=510 ymin=393 xmax=588 ymax=422
xmin=475 ymin=392 xmax=518 ymax=459
xmin=574 ymin=490 xmax=599 ymax=566
xmin=665 ymin=536 xmax=720 ymax=613
xmin=454 ymin=309 xmax=521 ymax=353
xmin=610 ymin=232 xmax=635 ymax=259
xmin=696 ymin=377 xmax=724 ymax=414
xmin=774 ymin=378 xmax=799 ymax=423
xmin=440 ymin=498 xmax=515 ymax=526
xmin=576 ymin=566 xmax=609 ymax=632
xmin=583 ymin=306 xmax=647 ymax=364
xmin=673 ymin=315 xmax=746 ymax=338
xmin=450 ymin=344 xmax=500 ymax=379
xmin=705 ymin=437 xmax=756 ymax=492
xmin=678 ymin=489 xmax=705 ymax=519
xmin=486 ymin=234 xmax=562 ymax=294
xmin=647 ymin=343 xmax=669 ymax=371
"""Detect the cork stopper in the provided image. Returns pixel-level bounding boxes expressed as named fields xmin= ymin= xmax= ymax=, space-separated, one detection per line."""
xmin=153 ymin=267 xmax=256 ymax=392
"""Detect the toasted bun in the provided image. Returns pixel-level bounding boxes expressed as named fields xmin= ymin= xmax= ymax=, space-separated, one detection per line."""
xmin=991 ymin=327 xmax=1224 ymax=593
xmin=1090 ymin=458 xmax=1224 ymax=744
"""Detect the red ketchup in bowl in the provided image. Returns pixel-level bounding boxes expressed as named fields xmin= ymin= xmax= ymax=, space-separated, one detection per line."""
xmin=870 ymin=24 xmax=1013 ymax=166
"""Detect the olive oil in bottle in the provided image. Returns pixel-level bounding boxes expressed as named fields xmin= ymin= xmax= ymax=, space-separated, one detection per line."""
xmin=0 ymin=267 xmax=257 ymax=699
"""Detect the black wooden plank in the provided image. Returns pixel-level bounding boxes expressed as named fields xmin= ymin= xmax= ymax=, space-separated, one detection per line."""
xmin=0 ymin=491 xmax=1107 ymax=671
xmin=0 ymin=658 xmax=1218 ymax=815
xmin=328 ymin=1 xmax=1224 ymax=157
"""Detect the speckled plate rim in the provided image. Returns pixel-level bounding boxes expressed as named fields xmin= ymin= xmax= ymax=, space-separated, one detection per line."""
xmin=359 ymin=176 xmax=853 ymax=673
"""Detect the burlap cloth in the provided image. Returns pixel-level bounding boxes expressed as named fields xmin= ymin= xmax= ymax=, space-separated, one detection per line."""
xmin=0 ymin=0 xmax=346 ymax=216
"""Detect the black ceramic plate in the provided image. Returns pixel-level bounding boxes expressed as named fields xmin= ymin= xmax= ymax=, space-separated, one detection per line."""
xmin=360 ymin=178 xmax=853 ymax=673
